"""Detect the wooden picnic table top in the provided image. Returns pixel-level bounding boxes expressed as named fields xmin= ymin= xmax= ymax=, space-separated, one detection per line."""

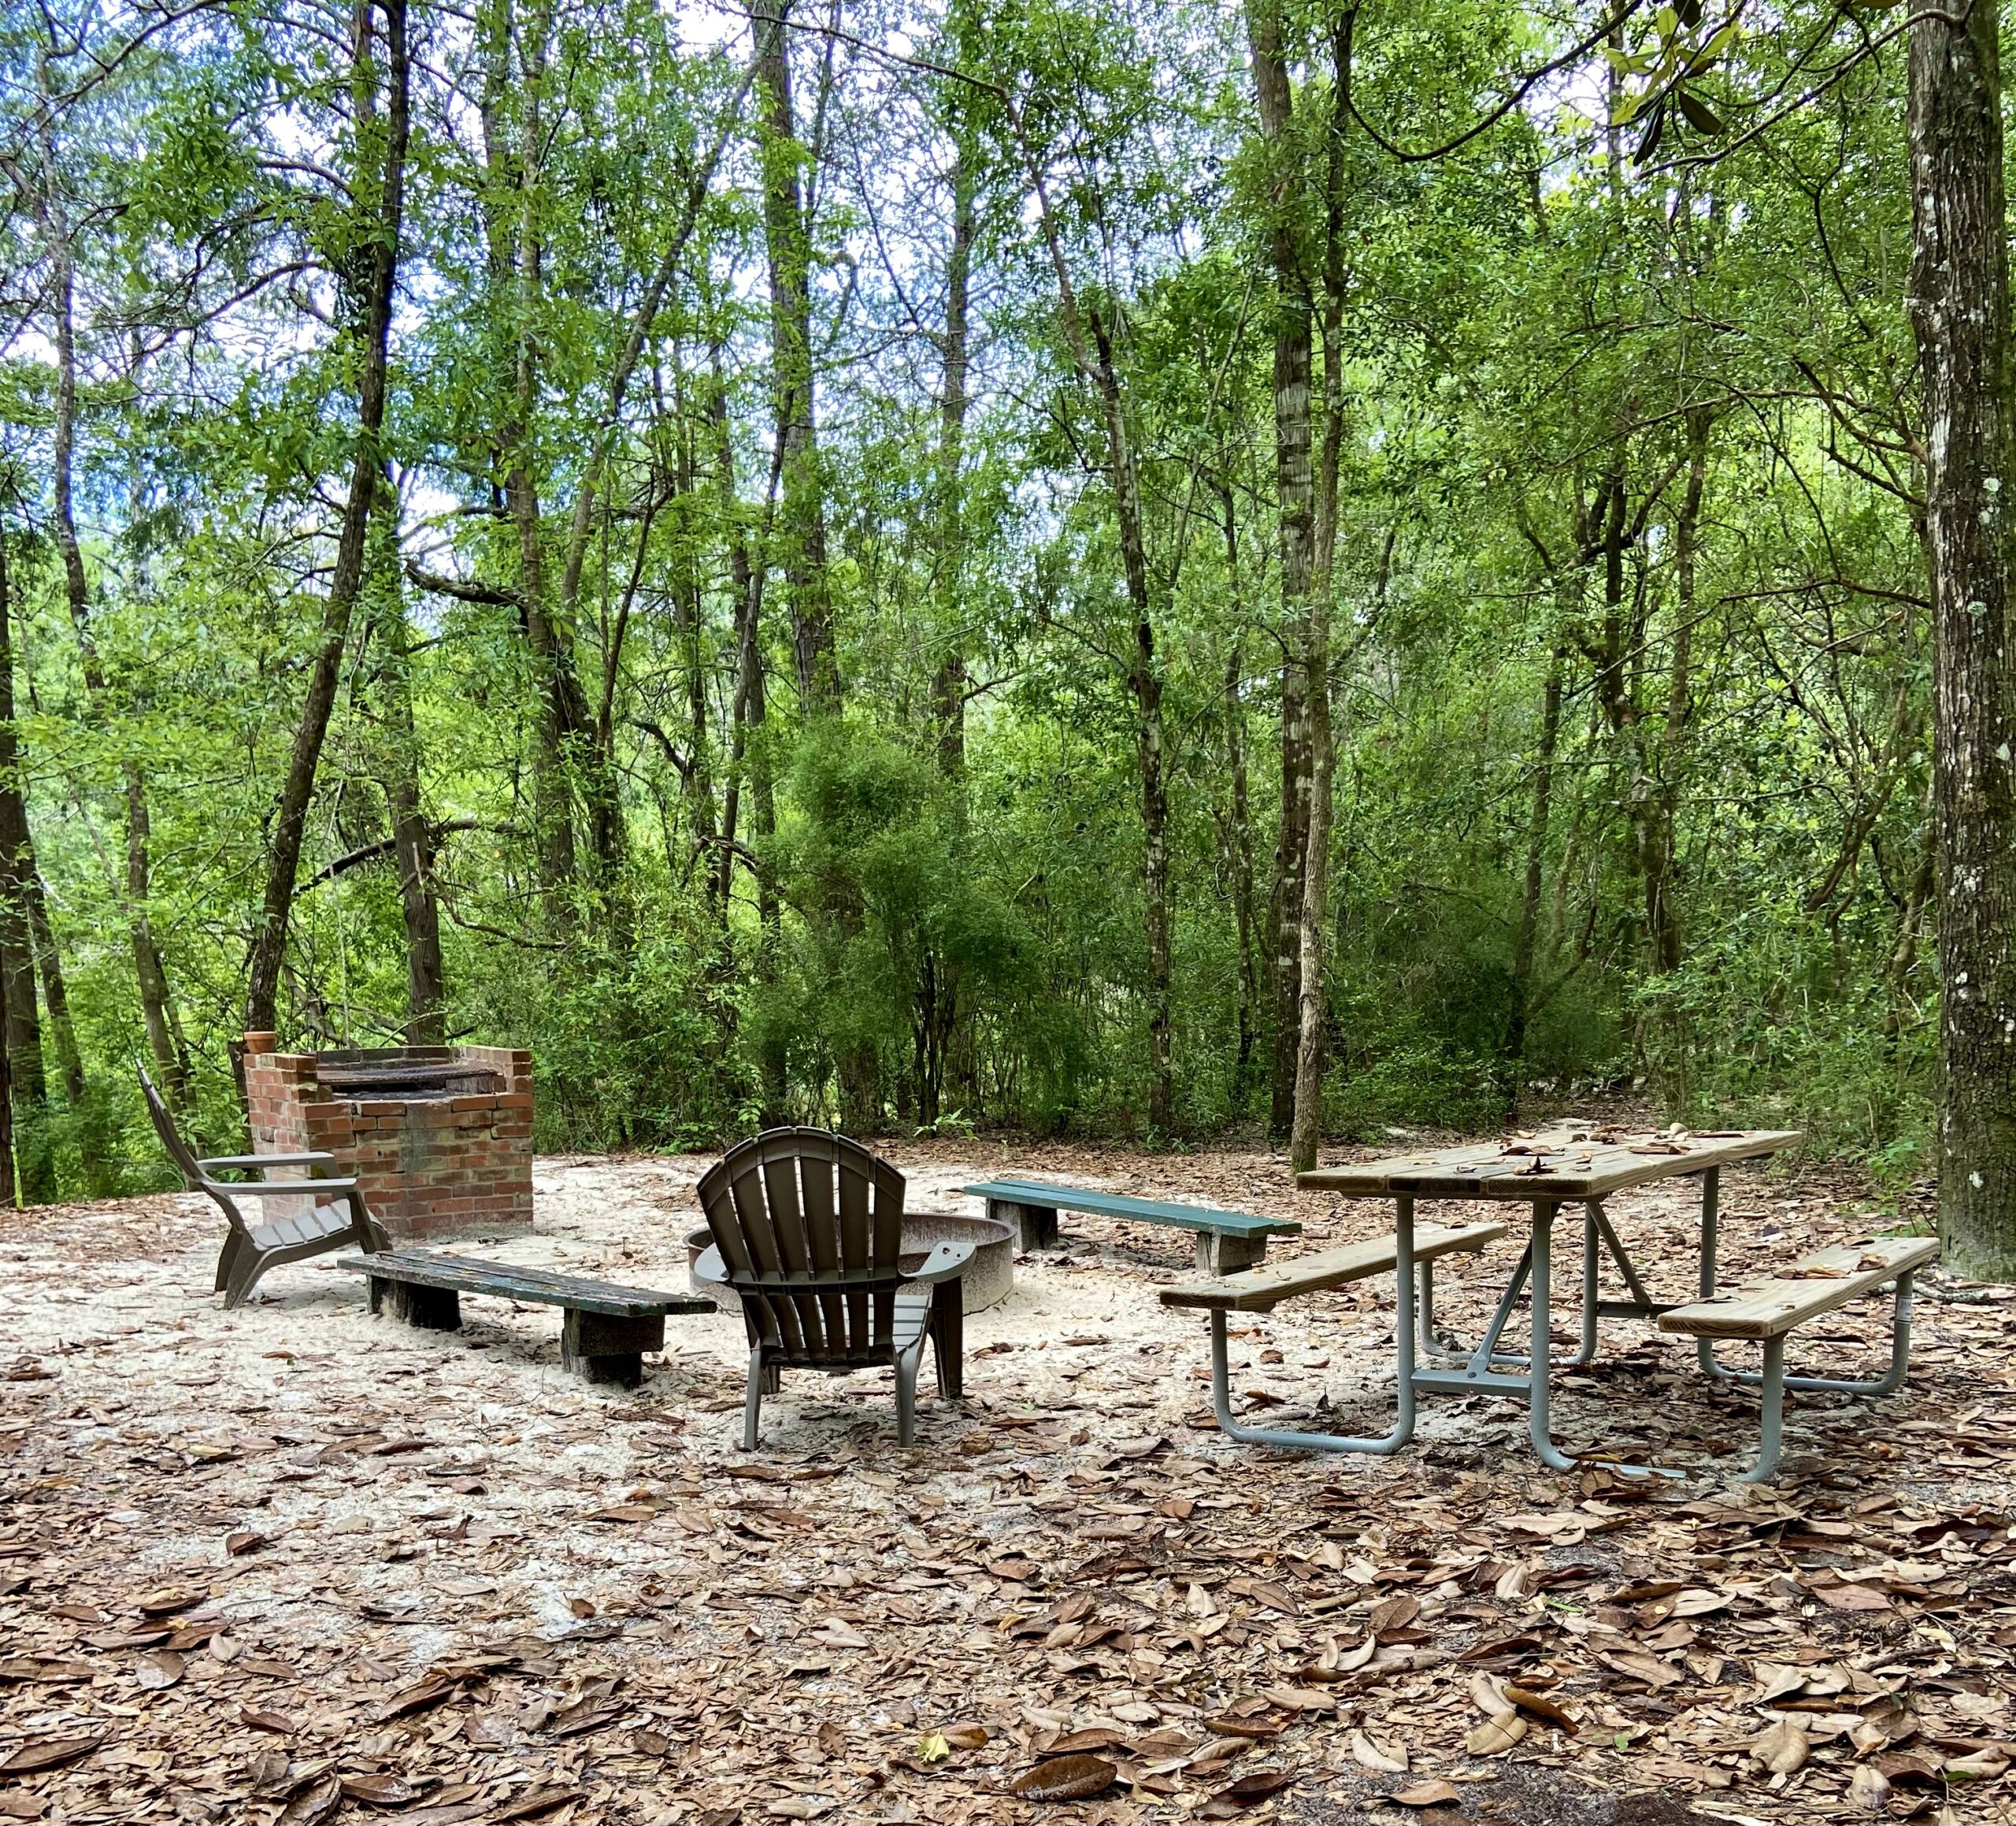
xmin=1295 ymin=1127 xmax=1802 ymax=1202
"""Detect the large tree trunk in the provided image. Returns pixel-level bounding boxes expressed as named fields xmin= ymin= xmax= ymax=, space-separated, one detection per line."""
xmin=1247 ymin=0 xmax=1314 ymax=1137
xmin=246 ymin=0 xmax=409 ymax=1039
xmin=1910 ymin=0 xmax=2016 ymax=1279
xmin=0 ymin=537 xmax=52 ymax=1203
xmin=751 ymin=0 xmax=839 ymax=713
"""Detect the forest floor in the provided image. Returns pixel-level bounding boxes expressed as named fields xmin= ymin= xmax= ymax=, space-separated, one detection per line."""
xmin=2 ymin=1120 xmax=2014 ymax=1826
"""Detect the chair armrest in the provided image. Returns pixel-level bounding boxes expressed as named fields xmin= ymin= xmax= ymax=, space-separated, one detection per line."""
xmin=209 ymin=1176 xmax=361 ymax=1198
xmin=904 ymin=1239 xmax=976 ymax=1286
xmin=200 ymin=1153 xmax=338 ymax=1174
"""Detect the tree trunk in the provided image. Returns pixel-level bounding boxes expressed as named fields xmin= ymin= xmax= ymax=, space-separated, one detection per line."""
xmin=27 ymin=137 xmax=114 ymax=1168
xmin=0 ymin=536 xmax=52 ymax=1203
xmin=1288 ymin=8 xmax=1354 ymax=1176
xmin=1644 ymin=408 xmax=1709 ymax=980
xmin=1219 ymin=482 xmax=1259 ymax=1112
xmin=367 ymin=496 xmax=446 ymax=1045
xmin=1504 ymin=643 xmax=1566 ymax=1095
xmin=932 ymin=136 xmax=977 ymax=782
xmin=750 ymin=0 xmax=839 ymax=713
xmin=246 ymin=0 xmax=409 ymax=1037
xmin=1910 ymin=0 xmax=2016 ymax=1278
xmin=711 ymin=354 xmax=788 ymax=1122
xmin=1247 ymin=0 xmax=1314 ymax=1137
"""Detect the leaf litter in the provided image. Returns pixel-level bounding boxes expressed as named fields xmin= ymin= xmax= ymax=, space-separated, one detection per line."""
xmin=0 ymin=1136 xmax=2012 ymax=1822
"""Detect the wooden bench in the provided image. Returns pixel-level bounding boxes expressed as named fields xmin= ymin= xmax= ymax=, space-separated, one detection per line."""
xmin=962 ymin=1178 xmax=1301 ymax=1272
xmin=1655 ymin=1234 xmax=1940 ymax=1480
xmin=1158 ymin=1220 xmax=1506 ymax=1454
xmin=339 ymin=1251 xmax=716 ymax=1387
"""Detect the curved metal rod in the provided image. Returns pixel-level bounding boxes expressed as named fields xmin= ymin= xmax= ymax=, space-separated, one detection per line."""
xmin=1203 ymin=1197 xmax=1418 ymax=1456
xmin=1699 ymin=1274 xmax=1916 ymax=1398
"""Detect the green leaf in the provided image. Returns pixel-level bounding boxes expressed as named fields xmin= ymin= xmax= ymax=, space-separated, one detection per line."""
xmin=1674 ymin=89 xmax=1725 ymax=135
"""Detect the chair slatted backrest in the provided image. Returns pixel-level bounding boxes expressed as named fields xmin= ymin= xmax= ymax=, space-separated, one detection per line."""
xmin=697 ymin=1128 xmax=906 ymax=1365
xmin=139 ymin=1067 xmax=207 ymax=1190
xmin=139 ymin=1066 xmax=250 ymax=1237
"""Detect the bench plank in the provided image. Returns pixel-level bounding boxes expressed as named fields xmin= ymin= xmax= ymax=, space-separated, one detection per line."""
xmin=1655 ymin=1236 xmax=1940 ymax=1340
xmin=336 ymin=1250 xmax=715 ymax=1320
xmin=962 ymin=1179 xmax=1301 ymax=1239
xmin=1159 ymin=1220 xmax=1507 ymax=1313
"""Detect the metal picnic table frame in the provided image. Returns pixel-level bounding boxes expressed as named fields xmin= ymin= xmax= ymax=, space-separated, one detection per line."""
xmin=1255 ymin=1128 xmax=1805 ymax=1470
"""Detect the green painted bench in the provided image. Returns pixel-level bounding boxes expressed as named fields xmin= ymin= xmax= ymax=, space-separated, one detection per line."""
xmin=961 ymin=1178 xmax=1301 ymax=1272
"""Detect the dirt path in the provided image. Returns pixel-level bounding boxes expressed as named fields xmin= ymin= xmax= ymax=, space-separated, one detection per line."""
xmin=2 ymin=1132 xmax=2012 ymax=1824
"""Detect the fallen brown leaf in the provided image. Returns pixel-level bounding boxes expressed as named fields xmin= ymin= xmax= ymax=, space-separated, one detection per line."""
xmin=1008 ymin=1753 xmax=1117 ymax=1800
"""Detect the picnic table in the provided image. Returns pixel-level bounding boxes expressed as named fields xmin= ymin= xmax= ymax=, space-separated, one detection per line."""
xmin=1225 ymin=1127 xmax=1803 ymax=1472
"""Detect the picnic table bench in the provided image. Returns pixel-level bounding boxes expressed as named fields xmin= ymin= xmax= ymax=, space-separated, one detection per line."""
xmin=962 ymin=1177 xmax=1301 ymax=1272
xmin=1656 ymin=1232 xmax=1939 ymax=1479
xmin=339 ymin=1250 xmax=714 ymax=1387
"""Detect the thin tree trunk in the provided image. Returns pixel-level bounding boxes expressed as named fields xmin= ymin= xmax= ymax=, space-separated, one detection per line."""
xmin=28 ymin=114 xmax=123 ymax=1158
xmin=1247 ymin=0 xmax=1313 ymax=1136
xmin=496 ymin=0 xmax=584 ymax=920
xmin=750 ymin=0 xmax=838 ymax=713
xmin=1910 ymin=0 xmax=2016 ymax=1277
xmin=669 ymin=413 xmax=719 ymax=859
xmin=1504 ymin=642 xmax=1566 ymax=1096
xmin=932 ymin=136 xmax=976 ymax=782
xmin=0 ymin=536 xmax=51 ymax=1202
xmin=1219 ymin=480 xmax=1259 ymax=1112
xmin=710 ymin=354 xmax=787 ymax=1121
xmin=1644 ymin=407 xmax=1709 ymax=979
xmin=1002 ymin=77 xmax=1173 ymax=1134
xmin=367 ymin=494 xmax=445 ymax=1045
xmin=1288 ymin=8 xmax=1355 ymax=1176
xmin=246 ymin=0 xmax=409 ymax=1038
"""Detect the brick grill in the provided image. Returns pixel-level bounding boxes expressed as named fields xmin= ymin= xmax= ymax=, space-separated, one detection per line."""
xmin=243 ymin=1033 xmax=535 ymax=1242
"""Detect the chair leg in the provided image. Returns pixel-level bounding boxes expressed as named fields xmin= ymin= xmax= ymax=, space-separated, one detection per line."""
xmin=929 ymin=1283 xmax=963 ymax=1401
xmin=214 ymin=1230 xmax=246 ymax=1294
xmin=223 ymin=1248 xmax=269 ymax=1311
xmin=743 ymin=1348 xmax=767 ymax=1452
xmin=895 ymin=1353 xmax=918 ymax=1447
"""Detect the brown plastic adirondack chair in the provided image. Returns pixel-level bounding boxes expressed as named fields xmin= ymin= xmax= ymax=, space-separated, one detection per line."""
xmin=139 ymin=1066 xmax=388 ymax=1308
xmin=695 ymin=1128 xmax=973 ymax=1448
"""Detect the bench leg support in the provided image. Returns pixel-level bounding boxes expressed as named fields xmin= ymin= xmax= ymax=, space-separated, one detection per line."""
xmin=1741 ymin=1335 xmax=1788 ymax=1483
xmin=1201 ymin=1198 xmax=1416 ymax=1456
xmin=1699 ymin=1271 xmax=1918 ymax=1400
xmin=561 ymin=1310 xmax=664 ymax=1387
xmin=1196 ymin=1231 xmax=1268 ymax=1276
xmin=992 ymin=1198 xmax=1058 ymax=1251
xmin=384 ymin=1280 xmax=461 ymax=1331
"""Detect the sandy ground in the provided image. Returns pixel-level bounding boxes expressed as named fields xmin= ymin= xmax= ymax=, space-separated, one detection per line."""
xmin=2 ymin=1129 xmax=2014 ymax=1826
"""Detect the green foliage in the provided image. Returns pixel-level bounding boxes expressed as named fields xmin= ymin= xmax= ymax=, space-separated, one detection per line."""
xmin=0 ymin=0 xmax=1944 ymax=1202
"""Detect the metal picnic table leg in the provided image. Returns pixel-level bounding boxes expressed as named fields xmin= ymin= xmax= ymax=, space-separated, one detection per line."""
xmin=1695 ymin=1166 xmax=1722 ymax=1380
xmin=1206 ymin=1194 xmax=1418 ymax=1454
xmin=1525 ymin=1200 xmax=1578 ymax=1471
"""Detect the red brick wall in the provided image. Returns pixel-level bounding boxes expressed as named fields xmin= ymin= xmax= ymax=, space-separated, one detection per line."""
xmin=243 ymin=1035 xmax=534 ymax=1242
